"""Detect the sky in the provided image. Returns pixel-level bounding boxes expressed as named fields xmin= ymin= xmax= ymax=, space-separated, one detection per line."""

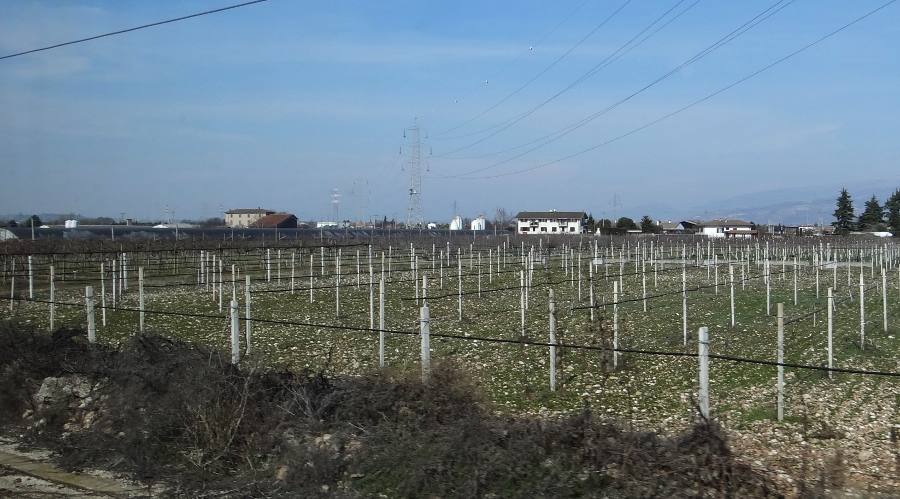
xmin=1 ymin=0 xmax=899 ymax=223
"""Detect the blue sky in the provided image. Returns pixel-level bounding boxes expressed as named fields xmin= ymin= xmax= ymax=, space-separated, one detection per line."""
xmin=1 ymin=0 xmax=899 ymax=222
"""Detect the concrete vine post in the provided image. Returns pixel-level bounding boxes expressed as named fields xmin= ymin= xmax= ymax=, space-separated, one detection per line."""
xmin=642 ymin=262 xmax=647 ymax=313
xmin=589 ymin=264 xmax=595 ymax=322
xmin=478 ymin=252 xmax=482 ymax=297
xmin=549 ymin=288 xmax=557 ymax=392
xmin=489 ymin=249 xmax=493 ymax=284
xmin=777 ymin=303 xmax=784 ymax=422
xmin=766 ymin=258 xmax=771 ymax=316
xmin=882 ymin=267 xmax=888 ymax=332
xmin=815 ymin=255 xmax=820 ymax=300
xmin=520 ymin=270 xmax=526 ymax=336
xmin=379 ymin=277 xmax=385 ymax=368
xmin=231 ymin=264 xmax=236 ymax=299
xmin=335 ymin=248 xmax=341 ymax=317
xmin=100 ymin=262 xmax=106 ymax=326
xmin=682 ymin=266 xmax=688 ymax=346
xmin=420 ymin=297 xmax=431 ymax=383
xmin=859 ymin=273 xmax=865 ymax=350
xmin=730 ymin=264 xmax=735 ymax=328
xmin=49 ymin=265 xmax=55 ymax=330
xmin=369 ymin=273 xmax=375 ymax=330
xmin=827 ymin=287 xmax=834 ymax=379
xmin=577 ymin=253 xmax=582 ymax=302
xmin=714 ymin=255 xmax=718 ymax=295
xmin=414 ymin=256 xmax=419 ymax=305
xmin=698 ymin=326 xmax=709 ymax=419
xmin=245 ymin=275 xmax=252 ymax=354
xmin=111 ymin=259 xmax=117 ymax=308
xmin=218 ymin=259 xmax=224 ymax=312
xmin=230 ymin=299 xmax=240 ymax=365
xmin=793 ymin=257 xmax=798 ymax=306
xmin=138 ymin=267 xmax=145 ymax=333
xmin=457 ymin=251 xmax=463 ymax=321
xmin=8 ymin=259 xmax=14 ymax=313
xmin=613 ymin=281 xmax=619 ymax=369
xmin=291 ymin=252 xmax=296 ymax=294
xmin=85 ymin=286 xmax=96 ymax=343
xmin=28 ymin=255 xmax=33 ymax=299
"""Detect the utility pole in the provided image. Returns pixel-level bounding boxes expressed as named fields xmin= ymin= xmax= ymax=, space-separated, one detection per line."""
xmin=404 ymin=119 xmax=425 ymax=228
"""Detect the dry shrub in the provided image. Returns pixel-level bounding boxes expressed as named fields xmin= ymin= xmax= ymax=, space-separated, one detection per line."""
xmin=0 ymin=322 xmax=785 ymax=497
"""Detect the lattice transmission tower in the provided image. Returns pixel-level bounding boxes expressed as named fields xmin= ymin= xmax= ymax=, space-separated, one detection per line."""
xmin=403 ymin=120 xmax=427 ymax=228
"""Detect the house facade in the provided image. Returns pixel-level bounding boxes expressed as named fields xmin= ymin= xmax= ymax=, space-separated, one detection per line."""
xmin=697 ymin=219 xmax=756 ymax=238
xmin=225 ymin=208 xmax=275 ymax=228
xmin=515 ymin=211 xmax=587 ymax=235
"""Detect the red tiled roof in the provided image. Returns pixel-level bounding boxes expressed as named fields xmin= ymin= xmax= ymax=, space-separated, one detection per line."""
xmin=251 ymin=213 xmax=297 ymax=228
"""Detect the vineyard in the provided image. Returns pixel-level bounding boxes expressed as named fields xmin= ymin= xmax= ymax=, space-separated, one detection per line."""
xmin=2 ymin=234 xmax=898 ymax=494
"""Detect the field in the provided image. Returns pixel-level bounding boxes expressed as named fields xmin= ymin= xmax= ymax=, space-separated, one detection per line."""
xmin=2 ymin=234 xmax=899 ymax=494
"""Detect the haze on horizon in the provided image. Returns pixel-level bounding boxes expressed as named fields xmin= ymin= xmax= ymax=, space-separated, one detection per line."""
xmin=2 ymin=0 xmax=898 ymax=223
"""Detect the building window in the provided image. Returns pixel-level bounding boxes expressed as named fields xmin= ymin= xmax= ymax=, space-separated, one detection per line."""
xmin=552 ymin=227 xmax=557 ymax=232
xmin=570 ymin=227 xmax=575 ymax=232
xmin=541 ymin=227 xmax=547 ymax=232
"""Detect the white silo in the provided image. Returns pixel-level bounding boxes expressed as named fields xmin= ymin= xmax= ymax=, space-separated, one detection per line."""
xmin=470 ymin=215 xmax=486 ymax=231
xmin=449 ymin=216 xmax=463 ymax=231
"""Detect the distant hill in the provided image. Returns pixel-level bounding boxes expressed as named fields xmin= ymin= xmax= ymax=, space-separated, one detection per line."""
xmin=687 ymin=179 xmax=899 ymax=225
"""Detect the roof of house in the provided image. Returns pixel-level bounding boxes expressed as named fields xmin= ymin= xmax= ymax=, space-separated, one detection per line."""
xmin=226 ymin=208 xmax=274 ymax=215
xmin=698 ymin=218 xmax=753 ymax=227
xmin=515 ymin=211 xmax=586 ymax=220
xmin=659 ymin=222 xmax=680 ymax=230
xmin=251 ymin=213 xmax=297 ymax=228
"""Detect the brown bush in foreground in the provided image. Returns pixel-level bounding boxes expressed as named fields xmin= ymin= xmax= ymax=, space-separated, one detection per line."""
xmin=0 ymin=321 xmax=783 ymax=498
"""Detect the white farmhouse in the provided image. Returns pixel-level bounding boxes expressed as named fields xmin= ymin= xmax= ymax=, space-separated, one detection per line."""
xmin=697 ymin=219 xmax=756 ymax=239
xmin=516 ymin=211 xmax=587 ymax=235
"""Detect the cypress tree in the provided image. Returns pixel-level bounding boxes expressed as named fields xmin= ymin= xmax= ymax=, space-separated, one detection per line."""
xmin=885 ymin=188 xmax=900 ymax=236
xmin=857 ymin=195 xmax=884 ymax=231
xmin=640 ymin=215 xmax=658 ymax=233
xmin=832 ymin=188 xmax=855 ymax=235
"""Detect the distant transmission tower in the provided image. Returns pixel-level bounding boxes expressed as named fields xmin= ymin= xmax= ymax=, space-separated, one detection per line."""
xmin=403 ymin=120 xmax=425 ymax=228
xmin=331 ymin=188 xmax=341 ymax=223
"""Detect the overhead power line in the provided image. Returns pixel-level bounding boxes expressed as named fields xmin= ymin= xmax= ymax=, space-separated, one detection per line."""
xmin=435 ymin=0 xmax=792 ymax=177
xmin=457 ymin=0 xmax=898 ymax=180
xmin=437 ymin=0 xmax=703 ymax=153
xmin=0 ymin=0 xmax=269 ymax=61
xmin=434 ymin=0 xmax=698 ymax=157
xmin=433 ymin=0 xmax=630 ymax=139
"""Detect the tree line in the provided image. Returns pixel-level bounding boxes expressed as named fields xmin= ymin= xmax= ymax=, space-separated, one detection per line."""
xmin=585 ymin=214 xmax=661 ymax=235
xmin=833 ymin=188 xmax=900 ymax=235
